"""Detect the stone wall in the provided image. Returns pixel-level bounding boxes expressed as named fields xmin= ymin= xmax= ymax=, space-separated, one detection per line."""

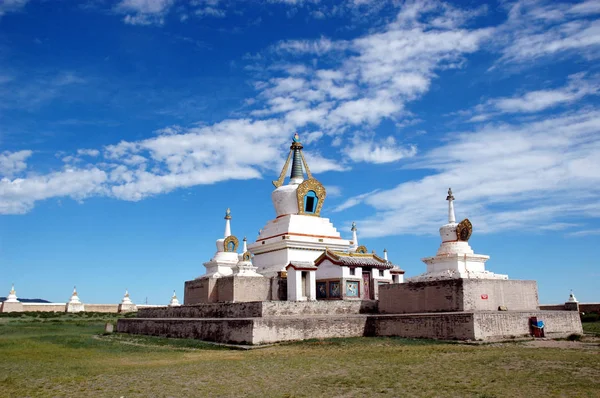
xmin=138 ymin=302 xmax=265 ymax=318
xmin=540 ymin=303 xmax=600 ymax=313
xmin=184 ymin=278 xmax=218 ymax=305
xmin=117 ymin=318 xmax=255 ymax=344
xmin=85 ymin=304 xmax=120 ymax=313
xmin=252 ymin=315 xmax=370 ymax=345
xmin=118 ymin=309 xmax=583 ymax=344
xmin=379 ymin=279 xmax=539 ymax=314
xmin=374 ymin=313 xmax=476 ymax=340
xmin=260 ymin=300 xmax=378 ymax=316
xmin=461 ymin=280 xmax=538 ymax=311
xmin=379 ymin=279 xmax=463 ymax=314
xmin=137 ymin=300 xmax=379 ymax=319
xmin=22 ymin=303 xmax=66 ymax=312
xmin=473 ymin=311 xmax=582 ymax=340
xmin=217 ymin=276 xmax=272 ymax=302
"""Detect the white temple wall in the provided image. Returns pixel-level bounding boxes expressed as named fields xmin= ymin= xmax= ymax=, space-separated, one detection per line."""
xmin=315 ymin=260 xmax=343 ymax=279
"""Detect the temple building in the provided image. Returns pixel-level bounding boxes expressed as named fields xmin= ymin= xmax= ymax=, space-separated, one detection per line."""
xmin=184 ymin=134 xmax=402 ymax=304
xmin=119 ymin=142 xmax=583 ymax=344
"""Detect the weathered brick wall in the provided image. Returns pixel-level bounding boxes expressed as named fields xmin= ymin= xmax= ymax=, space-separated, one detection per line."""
xmin=462 ymin=280 xmax=538 ymax=311
xmin=117 ymin=318 xmax=255 ymax=344
xmin=473 ymin=311 xmax=582 ymax=340
xmin=85 ymin=304 xmax=120 ymax=313
xmin=21 ymin=303 xmax=67 ymax=312
xmin=137 ymin=301 xmax=264 ymax=318
xmin=184 ymin=278 xmax=218 ymax=305
xmin=378 ymin=279 xmax=464 ymax=314
xmin=374 ymin=313 xmax=476 ymax=340
xmin=261 ymin=300 xmax=378 ymax=316
xmin=540 ymin=303 xmax=600 ymax=313
xmin=252 ymin=316 xmax=369 ymax=344
xmin=216 ymin=276 xmax=272 ymax=303
xmin=379 ymin=279 xmax=539 ymax=314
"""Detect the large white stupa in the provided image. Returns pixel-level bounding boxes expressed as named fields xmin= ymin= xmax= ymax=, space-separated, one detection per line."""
xmin=248 ymin=133 xmax=350 ymax=277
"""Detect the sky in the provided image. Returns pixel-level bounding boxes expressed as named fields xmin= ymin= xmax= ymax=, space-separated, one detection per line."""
xmin=1 ymin=0 xmax=599 ymax=305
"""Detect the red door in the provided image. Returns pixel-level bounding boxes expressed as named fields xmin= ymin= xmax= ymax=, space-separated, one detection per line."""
xmin=362 ymin=272 xmax=371 ymax=300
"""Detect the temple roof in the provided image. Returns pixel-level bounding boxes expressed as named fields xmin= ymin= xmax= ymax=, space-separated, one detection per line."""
xmin=314 ymin=249 xmax=399 ymax=270
xmin=286 ymin=261 xmax=318 ymax=271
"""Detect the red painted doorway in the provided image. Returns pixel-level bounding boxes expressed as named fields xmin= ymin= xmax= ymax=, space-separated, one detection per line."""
xmin=362 ymin=272 xmax=372 ymax=299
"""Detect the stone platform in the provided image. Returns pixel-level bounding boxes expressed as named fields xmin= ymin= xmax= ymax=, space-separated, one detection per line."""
xmin=116 ymin=300 xmax=583 ymax=345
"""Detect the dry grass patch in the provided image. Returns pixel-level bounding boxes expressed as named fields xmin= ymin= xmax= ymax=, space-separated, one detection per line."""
xmin=0 ymin=317 xmax=598 ymax=397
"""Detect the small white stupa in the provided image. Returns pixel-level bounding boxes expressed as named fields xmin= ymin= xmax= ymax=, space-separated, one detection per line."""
xmin=66 ymin=286 xmax=85 ymax=313
xmin=409 ymin=188 xmax=507 ymax=282
xmin=5 ymin=283 xmax=19 ymax=303
xmin=118 ymin=289 xmax=137 ymax=312
xmin=567 ymin=290 xmax=578 ymax=303
xmin=1 ymin=284 xmax=24 ymax=312
xmin=168 ymin=290 xmax=181 ymax=307
xmin=201 ymin=208 xmax=240 ymax=279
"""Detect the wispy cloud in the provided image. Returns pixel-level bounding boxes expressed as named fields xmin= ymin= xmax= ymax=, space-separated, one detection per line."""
xmin=115 ymin=0 xmax=175 ymax=25
xmin=0 ymin=0 xmax=29 ymax=18
xmin=348 ymin=108 xmax=600 ymax=238
xmin=495 ymin=0 xmax=600 ymax=65
xmin=464 ymin=73 xmax=600 ymax=122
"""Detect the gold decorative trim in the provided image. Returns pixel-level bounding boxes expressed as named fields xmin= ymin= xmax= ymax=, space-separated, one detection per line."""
xmin=223 ymin=235 xmax=239 ymax=252
xmin=355 ymin=245 xmax=368 ymax=254
xmin=242 ymin=251 xmax=252 ymax=261
xmin=296 ymin=178 xmax=326 ymax=217
xmin=272 ymin=150 xmax=293 ymax=188
xmin=456 ymin=218 xmax=473 ymax=241
xmin=299 ymin=150 xmax=313 ymax=180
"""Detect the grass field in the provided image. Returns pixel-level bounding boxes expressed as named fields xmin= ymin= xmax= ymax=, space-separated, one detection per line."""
xmin=0 ymin=315 xmax=599 ymax=398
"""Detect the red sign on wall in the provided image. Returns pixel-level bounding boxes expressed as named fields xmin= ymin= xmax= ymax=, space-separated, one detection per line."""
xmin=481 ymin=294 xmax=489 ymax=300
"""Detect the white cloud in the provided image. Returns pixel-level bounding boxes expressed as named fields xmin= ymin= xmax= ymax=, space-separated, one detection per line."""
xmin=464 ymin=73 xmax=600 ymax=121
xmin=0 ymin=150 xmax=32 ymax=177
xmin=496 ymin=0 xmax=600 ymax=64
xmin=347 ymin=109 xmax=600 ymax=238
xmin=0 ymin=0 xmax=28 ymax=17
xmin=77 ymin=149 xmax=100 ymax=157
xmin=116 ymin=0 xmax=174 ymax=25
xmin=346 ymin=135 xmax=417 ymax=164
xmin=0 ymin=168 xmax=107 ymax=214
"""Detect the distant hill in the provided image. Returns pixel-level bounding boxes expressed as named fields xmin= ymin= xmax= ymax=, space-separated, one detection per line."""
xmin=0 ymin=297 xmax=51 ymax=303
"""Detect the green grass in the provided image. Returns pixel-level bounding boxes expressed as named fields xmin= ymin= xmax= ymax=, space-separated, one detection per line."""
xmin=583 ymin=320 xmax=600 ymax=336
xmin=0 ymin=316 xmax=599 ymax=397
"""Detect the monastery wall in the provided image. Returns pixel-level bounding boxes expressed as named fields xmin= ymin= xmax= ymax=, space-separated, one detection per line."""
xmin=117 ymin=318 xmax=255 ymax=344
xmin=379 ymin=279 xmax=464 ymax=314
xmin=379 ymin=279 xmax=539 ymax=314
xmin=540 ymin=303 xmax=600 ymax=313
xmin=461 ymin=280 xmax=538 ymax=311
xmin=22 ymin=303 xmax=67 ymax=312
xmin=473 ymin=311 xmax=582 ymax=340
xmin=85 ymin=304 xmax=120 ymax=313
xmin=217 ymin=276 xmax=272 ymax=303
xmin=374 ymin=313 xmax=476 ymax=340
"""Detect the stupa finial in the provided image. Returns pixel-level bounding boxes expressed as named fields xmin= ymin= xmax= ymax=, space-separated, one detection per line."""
xmin=351 ymin=222 xmax=358 ymax=250
xmin=446 ymin=188 xmax=456 ymax=224
xmin=224 ymin=208 xmax=232 ymax=238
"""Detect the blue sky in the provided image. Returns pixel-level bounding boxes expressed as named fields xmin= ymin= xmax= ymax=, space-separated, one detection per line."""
xmin=1 ymin=0 xmax=599 ymax=305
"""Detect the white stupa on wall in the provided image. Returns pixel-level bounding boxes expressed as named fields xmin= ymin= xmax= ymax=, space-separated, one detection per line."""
xmin=169 ymin=290 xmax=181 ymax=307
xmin=4 ymin=284 xmax=19 ymax=303
xmin=66 ymin=286 xmax=85 ymax=312
xmin=408 ymin=188 xmax=507 ymax=282
xmin=202 ymin=208 xmax=240 ymax=279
